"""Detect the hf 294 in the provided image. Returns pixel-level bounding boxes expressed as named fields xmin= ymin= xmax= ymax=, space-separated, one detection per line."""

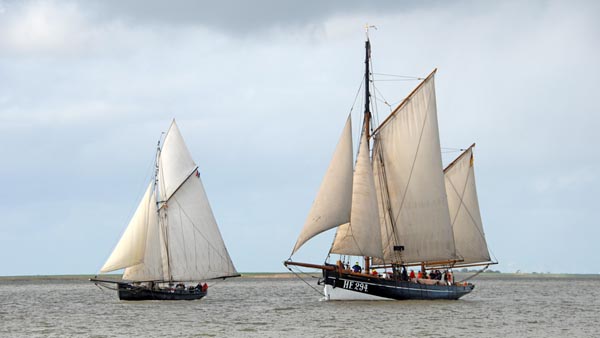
xmin=342 ymin=280 xmax=368 ymax=293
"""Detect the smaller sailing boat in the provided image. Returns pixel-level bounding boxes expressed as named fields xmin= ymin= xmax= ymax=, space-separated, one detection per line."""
xmin=91 ymin=120 xmax=239 ymax=300
xmin=284 ymin=32 xmax=496 ymax=300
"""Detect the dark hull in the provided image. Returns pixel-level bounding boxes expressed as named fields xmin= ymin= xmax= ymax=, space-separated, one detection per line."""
xmin=117 ymin=283 xmax=207 ymax=301
xmin=323 ymin=267 xmax=473 ymax=300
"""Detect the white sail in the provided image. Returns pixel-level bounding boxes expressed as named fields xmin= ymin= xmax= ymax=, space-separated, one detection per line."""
xmin=102 ymin=119 xmax=237 ymax=282
xmin=291 ymin=115 xmax=354 ymax=255
xmin=163 ymin=173 xmax=238 ymax=281
xmin=444 ymin=147 xmax=491 ymax=264
xmin=122 ymin=187 xmax=168 ymax=281
xmin=330 ymin=123 xmax=383 ymax=258
xmin=373 ymin=71 xmax=458 ymax=264
xmin=101 ymin=183 xmax=158 ymax=273
xmin=159 ymin=120 xmax=198 ymax=201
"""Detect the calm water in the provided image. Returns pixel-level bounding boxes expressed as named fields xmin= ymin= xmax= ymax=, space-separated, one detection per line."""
xmin=1 ymin=276 xmax=599 ymax=337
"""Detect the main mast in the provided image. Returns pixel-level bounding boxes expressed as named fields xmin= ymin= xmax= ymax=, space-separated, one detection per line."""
xmin=363 ymin=29 xmax=372 ymax=273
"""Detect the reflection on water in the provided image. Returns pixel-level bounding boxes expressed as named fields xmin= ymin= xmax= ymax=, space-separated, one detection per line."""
xmin=0 ymin=276 xmax=599 ymax=337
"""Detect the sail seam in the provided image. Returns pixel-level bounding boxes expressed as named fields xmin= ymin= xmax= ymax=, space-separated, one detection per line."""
xmin=391 ymin=90 xmax=431 ymax=229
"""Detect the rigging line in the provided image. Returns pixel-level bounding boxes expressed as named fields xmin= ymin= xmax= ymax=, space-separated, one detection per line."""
xmin=157 ymin=149 xmax=172 ymax=280
xmin=372 ymin=72 xmax=424 ymax=80
xmin=374 ymin=139 xmax=402 ymax=264
xmin=372 ymin=88 xmax=393 ymax=113
xmin=373 ymin=79 xmax=424 ymax=82
xmin=286 ymin=266 xmax=325 ymax=297
xmin=349 ymin=76 xmax=365 ymax=114
xmin=457 ymin=265 xmax=489 ymax=283
xmin=368 ymin=54 xmax=381 ymax=133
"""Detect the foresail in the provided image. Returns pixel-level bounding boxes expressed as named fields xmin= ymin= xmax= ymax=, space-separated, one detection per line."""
xmin=164 ymin=173 xmax=238 ymax=281
xmin=100 ymin=183 xmax=157 ymax=273
xmin=444 ymin=147 xmax=491 ymax=264
xmin=122 ymin=187 xmax=167 ymax=281
xmin=330 ymin=123 xmax=383 ymax=258
xmin=372 ymin=71 xmax=458 ymax=264
xmin=159 ymin=120 xmax=198 ymax=201
xmin=291 ymin=115 xmax=354 ymax=255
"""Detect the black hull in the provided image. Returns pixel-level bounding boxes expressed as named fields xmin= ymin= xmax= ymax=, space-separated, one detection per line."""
xmin=117 ymin=283 xmax=207 ymax=301
xmin=323 ymin=267 xmax=473 ymax=300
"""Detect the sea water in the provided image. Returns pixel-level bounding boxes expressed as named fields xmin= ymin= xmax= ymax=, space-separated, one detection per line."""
xmin=1 ymin=275 xmax=599 ymax=337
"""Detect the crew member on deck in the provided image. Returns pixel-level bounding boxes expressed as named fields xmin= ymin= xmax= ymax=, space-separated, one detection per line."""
xmin=401 ymin=266 xmax=409 ymax=281
xmin=371 ymin=269 xmax=378 ymax=276
xmin=409 ymin=270 xmax=416 ymax=279
xmin=352 ymin=262 xmax=362 ymax=273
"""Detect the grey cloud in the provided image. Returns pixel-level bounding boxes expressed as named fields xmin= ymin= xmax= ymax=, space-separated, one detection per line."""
xmin=83 ymin=0 xmax=441 ymax=34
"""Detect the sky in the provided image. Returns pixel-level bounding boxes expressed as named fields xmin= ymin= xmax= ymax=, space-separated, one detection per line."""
xmin=1 ymin=0 xmax=598 ymax=275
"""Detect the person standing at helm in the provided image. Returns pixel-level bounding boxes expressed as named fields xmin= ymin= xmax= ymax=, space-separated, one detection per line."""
xmin=352 ymin=262 xmax=362 ymax=273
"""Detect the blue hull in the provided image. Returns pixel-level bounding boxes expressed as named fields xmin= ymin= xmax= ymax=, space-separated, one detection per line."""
xmin=323 ymin=268 xmax=473 ymax=300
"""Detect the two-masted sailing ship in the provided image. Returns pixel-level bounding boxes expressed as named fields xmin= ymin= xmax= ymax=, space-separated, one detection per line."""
xmin=284 ymin=35 xmax=496 ymax=300
xmin=91 ymin=120 xmax=239 ymax=301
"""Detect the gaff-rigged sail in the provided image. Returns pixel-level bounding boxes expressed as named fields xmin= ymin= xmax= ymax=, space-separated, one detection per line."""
xmin=444 ymin=146 xmax=491 ymax=264
xmin=372 ymin=71 xmax=458 ymax=264
xmin=100 ymin=120 xmax=238 ymax=282
xmin=291 ymin=115 xmax=354 ymax=255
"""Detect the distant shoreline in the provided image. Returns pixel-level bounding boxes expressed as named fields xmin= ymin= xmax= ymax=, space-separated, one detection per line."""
xmin=0 ymin=271 xmax=599 ymax=282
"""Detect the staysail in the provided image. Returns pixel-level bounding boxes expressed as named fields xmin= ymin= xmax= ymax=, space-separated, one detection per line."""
xmin=291 ymin=115 xmax=354 ymax=255
xmin=372 ymin=70 xmax=458 ymax=264
xmin=330 ymin=122 xmax=383 ymax=258
xmin=444 ymin=146 xmax=491 ymax=264
xmin=100 ymin=183 xmax=159 ymax=274
xmin=101 ymin=120 xmax=238 ymax=282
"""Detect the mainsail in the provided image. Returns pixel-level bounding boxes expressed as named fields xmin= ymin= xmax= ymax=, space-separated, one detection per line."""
xmin=100 ymin=120 xmax=238 ymax=282
xmin=371 ymin=70 xmax=458 ymax=264
xmin=444 ymin=146 xmax=491 ymax=264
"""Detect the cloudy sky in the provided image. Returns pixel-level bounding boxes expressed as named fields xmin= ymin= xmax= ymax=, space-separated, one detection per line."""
xmin=1 ymin=0 xmax=598 ymax=275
